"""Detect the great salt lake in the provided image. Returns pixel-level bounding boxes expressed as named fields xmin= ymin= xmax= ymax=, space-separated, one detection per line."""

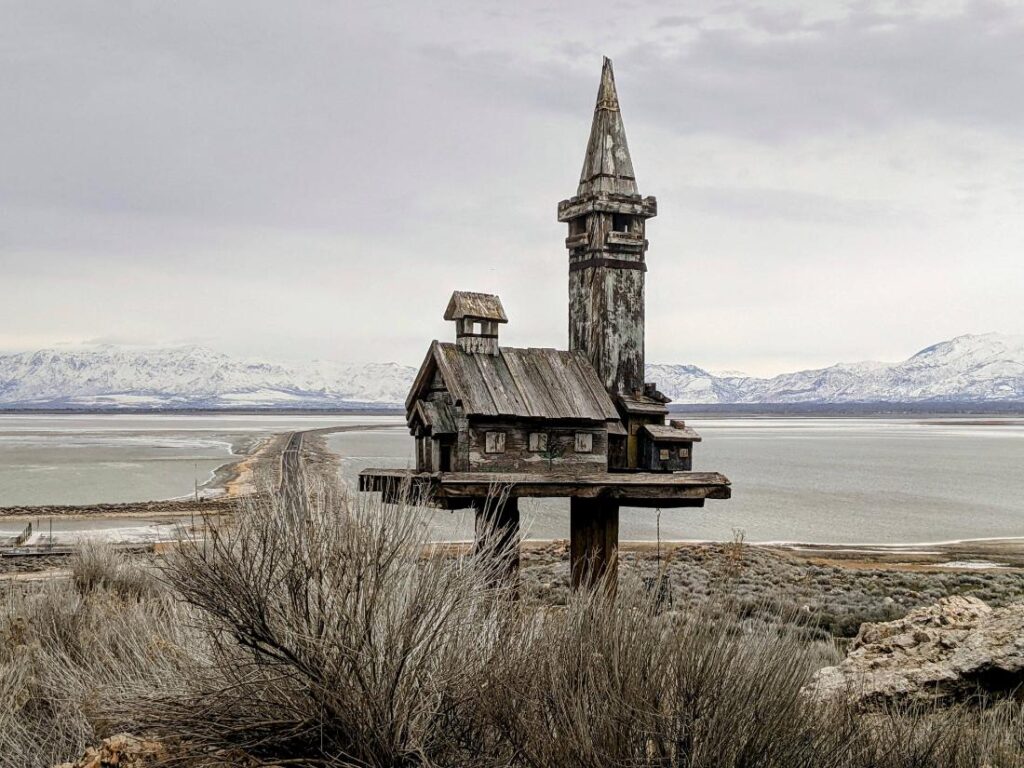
xmin=326 ymin=417 xmax=1024 ymax=545
xmin=0 ymin=413 xmax=394 ymax=506
xmin=1 ymin=414 xmax=1022 ymax=545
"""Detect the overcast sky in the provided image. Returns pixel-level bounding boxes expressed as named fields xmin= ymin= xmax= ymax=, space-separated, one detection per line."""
xmin=2 ymin=0 xmax=1022 ymax=376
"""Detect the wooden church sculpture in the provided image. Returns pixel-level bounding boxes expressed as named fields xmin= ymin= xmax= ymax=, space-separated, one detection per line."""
xmin=361 ymin=58 xmax=730 ymax=588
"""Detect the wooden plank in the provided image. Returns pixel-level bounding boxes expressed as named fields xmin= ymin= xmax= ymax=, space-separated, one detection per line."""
xmin=443 ymin=344 xmax=497 ymax=416
xmin=360 ymin=468 xmax=730 ymax=487
xmin=546 ymin=351 xmax=594 ymax=420
xmin=474 ymin=496 xmax=520 ymax=585
xmin=516 ymin=351 xmax=561 ymax=419
xmin=499 ymin=348 xmax=541 ymax=416
xmin=432 ymin=343 xmax=471 ymax=413
xmin=359 ymin=469 xmax=731 ymax=507
xmin=529 ymin=351 xmax=575 ymax=420
xmin=404 ymin=343 xmax=441 ymax=412
xmin=490 ymin=352 xmax=529 ymax=416
xmin=567 ymin=351 xmax=619 ymax=421
xmin=570 ymin=497 xmax=618 ymax=590
xmin=474 ymin=352 xmax=518 ymax=416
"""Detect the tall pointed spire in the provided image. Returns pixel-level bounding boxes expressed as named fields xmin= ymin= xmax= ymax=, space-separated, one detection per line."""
xmin=578 ymin=57 xmax=638 ymax=197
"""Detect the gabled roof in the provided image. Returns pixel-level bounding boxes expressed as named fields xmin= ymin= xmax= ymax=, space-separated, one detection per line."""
xmin=618 ymin=393 xmax=670 ymax=416
xmin=577 ymin=57 xmax=639 ymax=198
xmin=642 ymin=424 xmax=702 ymax=443
xmin=443 ymin=291 xmax=508 ymax=323
xmin=407 ymin=341 xmax=619 ymax=422
xmin=411 ymin=399 xmax=457 ymax=435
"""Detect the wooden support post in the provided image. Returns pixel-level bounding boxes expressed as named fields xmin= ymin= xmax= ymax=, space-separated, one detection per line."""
xmin=473 ymin=496 xmax=521 ymax=584
xmin=570 ymin=497 xmax=619 ymax=590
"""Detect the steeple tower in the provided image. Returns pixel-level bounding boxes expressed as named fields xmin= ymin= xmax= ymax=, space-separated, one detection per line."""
xmin=558 ymin=57 xmax=657 ymax=398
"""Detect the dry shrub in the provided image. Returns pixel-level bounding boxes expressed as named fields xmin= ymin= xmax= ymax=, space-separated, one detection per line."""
xmin=4 ymin=476 xmax=1022 ymax=766
xmin=142 ymin=479 xmax=517 ymax=766
xmin=0 ymin=571 xmax=200 ymax=767
xmin=132 ymin=478 xmax=1024 ymax=768
xmin=71 ymin=541 xmax=156 ymax=600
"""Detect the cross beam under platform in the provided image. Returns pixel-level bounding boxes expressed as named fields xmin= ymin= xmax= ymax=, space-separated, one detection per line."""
xmin=359 ymin=468 xmax=731 ymax=589
xmin=358 ymin=469 xmax=730 ymax=508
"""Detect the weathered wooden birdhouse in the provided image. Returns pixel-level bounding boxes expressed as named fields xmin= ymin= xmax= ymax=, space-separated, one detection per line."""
xmin=362 ymin=57 xmax=731 ymax=588
xmin=406 ymin=290 xmax=620 ymax=476
xmin=639 ymin=420 xmax=701 ymax=472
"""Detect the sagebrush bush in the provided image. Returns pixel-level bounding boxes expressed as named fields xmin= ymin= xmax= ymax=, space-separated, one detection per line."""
xmin=0 ymin=571 xmax=199 ymax=767
xmin=71 ymin=540 xmax=157 ymax=600
xmin=5 ymin=477 xmax=1024 ymax=767
xmin=134 ymin=478 xmax=1024 ymax=767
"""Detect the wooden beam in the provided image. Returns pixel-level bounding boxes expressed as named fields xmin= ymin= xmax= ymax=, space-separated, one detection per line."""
xmin=473 ymin=496 xmax=521 ymax=586
xmin=570 ymin=497 xmax=619 ymax=590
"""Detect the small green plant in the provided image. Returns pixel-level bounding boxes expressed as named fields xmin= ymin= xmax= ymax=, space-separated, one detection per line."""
xmin=538 ymin=432 xmax=566 ymax=469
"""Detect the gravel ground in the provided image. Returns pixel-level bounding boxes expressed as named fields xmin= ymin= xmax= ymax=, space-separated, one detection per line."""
xmin=520 ymin=542 xmax=1024 ymax=639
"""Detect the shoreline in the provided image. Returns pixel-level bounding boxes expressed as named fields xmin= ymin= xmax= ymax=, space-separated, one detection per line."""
xmin=0 ymin=423 xmax=393 ymax=521
xmin=423 ymin=537 xmax=1024 ymax=571
xmin=3 ymin=421 xmax=1022 ymax=571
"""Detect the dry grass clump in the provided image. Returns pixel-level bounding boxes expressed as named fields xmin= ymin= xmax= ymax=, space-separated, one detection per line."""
xmin=130 ymin=480 xmax=1024 ymax=767
xmin=0 ymin=547 xmax=200 ymax=767
xmin=4 ymin=480 xmax=1024 ymax=766
xmin=135 ymin=481 xmax=517 ymax=766
xmin=71 ymin=541 xmax=157 ymax=600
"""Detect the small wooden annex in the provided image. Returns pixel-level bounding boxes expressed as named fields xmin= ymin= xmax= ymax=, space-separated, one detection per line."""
xmin=361 ymin=57 xmax=731 ymax=588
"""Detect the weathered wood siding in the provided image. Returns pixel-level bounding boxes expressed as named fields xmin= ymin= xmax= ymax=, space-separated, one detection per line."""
xmin=639 ymin=437 xmax=694 ymax=472
xmin=569 ymin=261 xmax=645 ymax=396
xmin=560 ymin=57 xmax=656 ymax=400
xmin=466 ymin=421 xmax=607 ymax=474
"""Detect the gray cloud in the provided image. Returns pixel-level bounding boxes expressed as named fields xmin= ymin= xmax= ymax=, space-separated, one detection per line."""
xmin=624 ymin=1 xmax=1024 ymax=140
xmin=1 ymin=0 xmax=1022 ymax=374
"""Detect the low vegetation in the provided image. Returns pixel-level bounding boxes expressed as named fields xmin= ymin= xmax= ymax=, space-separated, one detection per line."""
xmin=2 ymin=482 xmax=1024 ymax=766
xmin=521 ymin=540 xmax=1024 ymax=641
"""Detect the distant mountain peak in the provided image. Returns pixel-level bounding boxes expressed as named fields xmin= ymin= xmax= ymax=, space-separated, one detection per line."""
xmin=0 ymin=333 xmax=1021 ymax=409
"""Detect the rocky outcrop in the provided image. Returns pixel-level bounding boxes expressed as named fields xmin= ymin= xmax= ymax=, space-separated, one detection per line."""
xmin=54 ymin=733 xmax=165 ymax=768
xmin=804 ymin=596 xmax=1024 ymax=707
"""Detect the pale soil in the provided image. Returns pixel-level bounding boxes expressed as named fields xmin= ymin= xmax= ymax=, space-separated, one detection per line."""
xmin=3 ymin=534 xmax=1022 ymax=640
xmin=518 ymin=542 xmax=1024 ymax=639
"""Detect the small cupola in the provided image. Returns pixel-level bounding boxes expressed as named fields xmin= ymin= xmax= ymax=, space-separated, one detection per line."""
xmin=444 ymin=291 xmax=507 ymax=355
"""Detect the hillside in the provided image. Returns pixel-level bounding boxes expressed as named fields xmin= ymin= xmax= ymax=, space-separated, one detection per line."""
xmin=1 ymin=333 xmax=1021 ymax=409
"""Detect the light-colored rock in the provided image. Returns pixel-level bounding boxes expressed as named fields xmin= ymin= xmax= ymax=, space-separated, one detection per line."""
xmin=804 ymin=596 xmax=1024 ymax=707
xmin=53 ymin=733 xmax=164 ymax=768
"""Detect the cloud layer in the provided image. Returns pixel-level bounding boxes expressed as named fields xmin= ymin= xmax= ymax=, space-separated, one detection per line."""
xmin=1 ymin=0 xmax=1022 ymax=374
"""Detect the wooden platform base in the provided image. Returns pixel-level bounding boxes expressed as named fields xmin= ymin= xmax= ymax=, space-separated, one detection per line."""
xmin=358 ymin=469 xmax=730 ymax=508
xmin=358 ymin=468 xmax=730 ymax=590
xmin=570 ymin=498 xmax=618 ymax=588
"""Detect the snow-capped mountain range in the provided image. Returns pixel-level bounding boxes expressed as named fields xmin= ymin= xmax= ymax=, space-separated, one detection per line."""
xmin=0 ymin=333 xmax=1022 ymax=409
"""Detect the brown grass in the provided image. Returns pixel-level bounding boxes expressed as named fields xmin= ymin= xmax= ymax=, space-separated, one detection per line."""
xmin=3 ymin=478 xmax=1024 ymax=766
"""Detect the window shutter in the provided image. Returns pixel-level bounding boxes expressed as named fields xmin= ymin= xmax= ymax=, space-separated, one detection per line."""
xmin=575 ymin=432 xmax=593 ymax=453
xmin=485 ymin=431 xmax=506 ymax=454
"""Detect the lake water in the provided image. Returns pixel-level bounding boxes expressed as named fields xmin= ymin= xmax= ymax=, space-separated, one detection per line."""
xmin=0 ymin=413 xmax=393 ymax=507
xmin=327 ymin=418 xmax=1024 ymax=545
xmin=3 ymin=414 xmax=1022 ymax=546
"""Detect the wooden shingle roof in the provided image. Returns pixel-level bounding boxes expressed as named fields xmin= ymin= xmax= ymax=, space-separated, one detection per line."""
xmin=577 ymin=57 xmax=639 ymax=197
xmin=412 ymin=399 xmax=457 ymax=435
xmin=642 ymin=424 xmax=702 ymax=443
xmin=443 ymin=292 xmax=508 ymax=323
xmin=409 ymin=341 xmax=619 ymax=422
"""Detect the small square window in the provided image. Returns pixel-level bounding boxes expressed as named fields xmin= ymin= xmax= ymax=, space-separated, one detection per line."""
xmin=575 ymin=432 xmax=593 ymax=453
xmin=528 ymin=432 xmax=548 ymax=452
xmin=678 ymin=447 xmax=689 ymax=459
xmin=659 ymin=448 xmax=670 ymax=461
xmin=485 ymin=431 xmax=506 ymax=454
